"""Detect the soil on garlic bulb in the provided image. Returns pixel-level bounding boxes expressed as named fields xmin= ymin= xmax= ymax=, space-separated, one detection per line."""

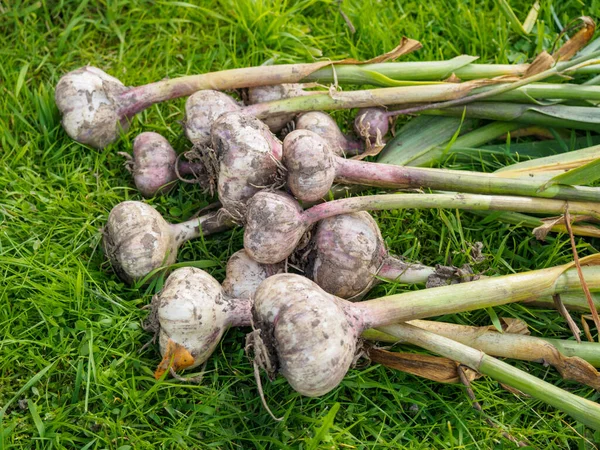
xmin=210 ymin=111 xmax=283 ymax=218
xmin=295 ymin=111 xmax=363 ymax=156
xmin=185 ymin=90 xmax=241 ymax=146
xmin=102 ymin=201 xmax=231 ymax=283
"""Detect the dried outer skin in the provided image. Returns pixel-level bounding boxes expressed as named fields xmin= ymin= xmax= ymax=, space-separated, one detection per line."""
xmin=244 ymin=191 xmax=306 ymax=264
xmin=211 ymin=112 xmax=283 ymax=215
xmin=247 ymin=84 xmax=306 ymax=132
xmin=157 ymin=267 xmax=231 ymax=369
xmin=309 ymin=212 xmax=386 ymax=299
xmin=102 ymin=201 xmax=178 ymax=283
xmin=222 ymin=249 xmax=284 ymax=298
xmin=296 ymin=111 xmax=359 ymax=156
xmin=185 ymin=90 xmax=241 ymax=146
xmin=133 ymin=132 xmax=178 ymax=197
xmin=55 ymin=66 xmax=128 ymax=149
xmin=253 ymin=273 xmax=359 ymax=397
xmin=283 ymin=130 xmax=336 ymax=202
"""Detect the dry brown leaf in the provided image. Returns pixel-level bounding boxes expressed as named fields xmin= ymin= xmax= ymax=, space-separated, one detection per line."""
xmin=500 ymin=383 xmax=529 ymax=397
xmin=553 ymin=16 xmax=596 ymax=62
xmin=368 ymin=348 xmax=479 ymax=384
xmin=524 ymin=51 xmax=555 ymax=77
xmin=497 ymin=317 xmax=530 ymax=335
xmin=533 ymin=215 xmax=600 ymax=241
xmin=581 ymin=315 xmax=595 ymax=342
xmin=499 ymin=126 xmax=554 ymax=140
xmin=546 ymin=345 xmax=600 ymax=389
xmin=553 ymin=294 xmax=582 ymax=343
xmin=359 ymin=37 xmax=422 ymax=64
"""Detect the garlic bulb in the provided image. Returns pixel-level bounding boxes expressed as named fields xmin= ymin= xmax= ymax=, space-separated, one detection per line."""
xmin=222 ymin=250 xmax=284 ymax=298
xmin=55 ymin=66 xmax=129 ymax=149
xmin=354 ymin=108 xmax=389 ymax=144
xmin=244 ymin=191 xmax=306 ymax=264
xmin=155 ymin=267 xmax=251 ymax=377
xmin=247 ymin=84 xmax=308 ymax=132
xmin=103 ymin=201 xmax=231 ymax=283
xmin=185 ymin=90 xmax=241 ymax=146
xmin=296 ymin=111 xmax=363 ymax=156
xmin=103 ymin=201 xmax=179 ymax=283
xmin=283 ymin=129 xmax=336 ymax=202
xmin=211 ymin=111 xmax=283 ymax=216
xmin=132 ymin=132 xmax=178 ymax=197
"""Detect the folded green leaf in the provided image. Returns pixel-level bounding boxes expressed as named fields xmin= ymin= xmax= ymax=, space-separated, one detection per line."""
xmin=424 ymin=102 xmax=600 ymax=131
xmin=496 ymin=144 xmax=600 ymax=175
xmin=377 ymin=116 xmax=474 ymax=166
xmin=539 ymin=157 xmax=600 ymax=191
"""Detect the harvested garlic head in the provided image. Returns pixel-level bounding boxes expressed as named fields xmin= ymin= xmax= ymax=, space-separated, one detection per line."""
xmin=155 ymin=267 xmax=231 ymax=377
xmin=247 ymin=84 xmax=306 ymax=132
xmin=354 ymin=108 xmax=389 ymax=144
xmin=211 ymin=112 xmax=283 ymax=216
xmin=296 ymin=111 xmax=353 ymax=156
xmin=55 ymin=66 xmax=128 ymax=149
xmin=185 ymin=90 xmax=240 ymax=146
xmin=283 ymin=129 xmax=335 ymax=202
xmin=244 ymin=191 xmax=305 ymax=264
xmin=132 ymin=132 xmax=178 ymax=198
xmin=102 ymin=201 xmax=177 ymax=283
xmin=309 ymin=212 xmax=386 ymax=299
xmin=252 ymin=274 xmax=358 ymax=397
xmin=222 ymin=250 xmax=283 ymax=298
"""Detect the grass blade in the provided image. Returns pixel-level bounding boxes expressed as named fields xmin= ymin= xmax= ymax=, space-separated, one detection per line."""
xmin=307 ymin=402 xmax=340 ymax=450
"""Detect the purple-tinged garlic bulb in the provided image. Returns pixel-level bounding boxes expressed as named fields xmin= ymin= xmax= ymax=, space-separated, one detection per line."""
xmin=247 ymin=84 xmax=309 ymax=132
xmin=185 ymin=90 xmax=241 ymax=146
xmin=251 ymin=274 xmax=358 ymax=396
xmin=211 ymin=111 xmax=283 ymax=217
xmin=306 ymin=212 xmax=434 ymax=299
xmin=250 ymin=261 xmax=594 ymax=397
xmin=102 ymin=201 xmax=231 ymax=283
xmin=243 ymin=188 xmax=590 ymax=266
xmin=132 ymin=132 xmax=178 ymax=197
xmin=131 ymin=132 xmax=206 ymax=197
xmin=354 ymin=108 xmax=389 ymax=145
xmin=296 ymin=111 xmax=363 ymax=156
xmin=244 ymin=191 xmax=306 ymax=264
xmin=154 ymin=267 xmax=251 ymax=378
xmin=55 ymin=66 xmax=129 ymax=149
xmin=283 ymin=129 xmax=336 ymax=203
xmin=222 ymin=250 xmax=284 ymax=298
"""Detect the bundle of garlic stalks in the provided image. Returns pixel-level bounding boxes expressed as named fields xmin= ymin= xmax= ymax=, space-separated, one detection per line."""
xmin=54 ymin=16 xmax=600 ymax=439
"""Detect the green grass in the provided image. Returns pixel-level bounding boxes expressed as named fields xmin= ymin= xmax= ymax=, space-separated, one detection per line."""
xmin=2 ymin=0 xmax=600 ymax=448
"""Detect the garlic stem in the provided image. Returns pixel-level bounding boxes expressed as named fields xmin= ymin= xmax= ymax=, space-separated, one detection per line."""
xmin=376 ymin=323 xmax=600 ymax=431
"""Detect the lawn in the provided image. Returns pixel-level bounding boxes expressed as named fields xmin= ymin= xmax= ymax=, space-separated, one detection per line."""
xmin=1 ymin=0 xmax=600 ymax=448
